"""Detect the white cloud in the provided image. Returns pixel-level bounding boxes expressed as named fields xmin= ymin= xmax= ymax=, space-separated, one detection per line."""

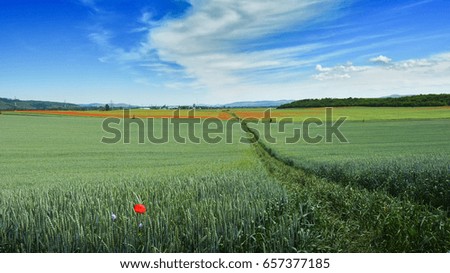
xmin=147 ymin=0 xmax=343 ymax=90
xmin=391 ymin=58 xmax=435 ymax=70
xmin=315 ymin=64 xmax=331 ymax=72
xmin=313 ymin=62 xmax=367 ymax=80
xmin=307 ymin=53 xmax=450 ymax=100
xmin=370 ymin=55 xmax=392 ymax=64
xmin=152 ymin=0 xmax=330 ymax=46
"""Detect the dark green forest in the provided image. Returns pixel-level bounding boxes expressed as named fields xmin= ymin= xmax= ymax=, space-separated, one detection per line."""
xmin=279 ymin=94 xmax=450 ymax=108
xmin=0 ymin=98 xmax=80 ymax=110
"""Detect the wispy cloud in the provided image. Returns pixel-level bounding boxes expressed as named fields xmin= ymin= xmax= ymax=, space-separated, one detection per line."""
xmin=78 ymin=0 xmax=101 ymax=13
xmin=145 ymin=0 xmax=346 ymax=90
xmin=394 ymin=0 xmax=435 ymax=11
xmin=88 ymin=29 xmax=113 ymax=48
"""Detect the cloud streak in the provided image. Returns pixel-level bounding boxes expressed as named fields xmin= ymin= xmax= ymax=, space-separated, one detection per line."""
xmin=145 ymin=0 xmax=345 ymax=90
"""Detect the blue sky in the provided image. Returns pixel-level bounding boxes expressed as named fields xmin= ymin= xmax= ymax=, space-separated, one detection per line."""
xmin=1 ymin=0 xmax=449 ymax=105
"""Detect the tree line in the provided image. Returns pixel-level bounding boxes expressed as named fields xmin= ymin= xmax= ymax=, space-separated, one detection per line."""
xmin=278 ymin=94 xmax=450 ymax=108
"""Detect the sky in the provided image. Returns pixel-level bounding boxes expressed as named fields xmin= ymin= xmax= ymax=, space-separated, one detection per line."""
xmin=0 ymin=0 xmax=450 ymax=105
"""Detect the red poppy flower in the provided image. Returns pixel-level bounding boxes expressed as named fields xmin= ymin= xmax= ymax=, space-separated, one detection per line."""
xmin=134 ymin=204 xmax=146 ymax=214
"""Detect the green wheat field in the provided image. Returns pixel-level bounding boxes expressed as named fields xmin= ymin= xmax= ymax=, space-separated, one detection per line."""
xmin=0 ymin=107 xmax=449 ymax=252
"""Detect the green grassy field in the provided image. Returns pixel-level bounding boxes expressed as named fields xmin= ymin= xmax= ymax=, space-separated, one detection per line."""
xmin=256 ymin=119 xmax=450 ymax=211
xmin=0 ymin=115 xmax=294 ymax=252
xmin=0 ymin=115 xmax=248 ymax=189
xmin=0 ymin=109 xmax=449 ymax=252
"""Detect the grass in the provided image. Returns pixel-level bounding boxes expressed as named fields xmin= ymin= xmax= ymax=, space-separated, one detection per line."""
xmin=0 ymin=114 xmax=315 ymax=252
xmin=251 ymin=139 xmax=450 ymax=252
xmin=256 ymin=118 xmax=450 ymax=211
xmin=1 ymin=170 xmax=312 ymax=252
xmin=1 ymin=109 xmax=449 ymax=252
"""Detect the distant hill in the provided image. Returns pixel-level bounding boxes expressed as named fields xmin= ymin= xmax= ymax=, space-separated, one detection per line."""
xmin=0 ymin=98 xmax=295 ymax=111
xmin=77 ymin=103 xmax=105 ymax=108
xmin=0 ymin=98 xmax=80 ymax=110
xmin=380 ymin=94 xmax=411 ymax=99
xmin=278 ymin=94 xmax=450 ymax=109
xmin=78 ymin=103 xmax=140 ymax=108
xmin=223 ymin=100 xmax=294 ymax=108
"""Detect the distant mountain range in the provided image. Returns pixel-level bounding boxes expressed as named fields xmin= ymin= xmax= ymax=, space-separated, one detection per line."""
xmin=221 ymin=100 xmax=294 ymax=108
xmin=0 ymin=97 xmax=80 ymax=110
xmin=380 ymin=94 xmax=411 ymax=98
xmin=78 ymin=103 xmax=138 ymax=108
xmin=79 ymin=100 xmax=295 ymax=108
xmin=0 ymin=97 xmax=295 ymax=110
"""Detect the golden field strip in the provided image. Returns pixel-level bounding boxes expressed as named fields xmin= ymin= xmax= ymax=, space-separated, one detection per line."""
xmin=5 ymin=106 xmax=450 ymax=121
